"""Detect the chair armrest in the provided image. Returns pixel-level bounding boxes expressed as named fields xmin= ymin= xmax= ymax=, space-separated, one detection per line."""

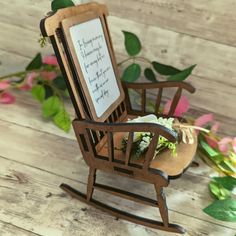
xmin=73 ymin=119 xmax=177 ymax=174
xmin=122 ymin=81 xmax=195 ymax=116
xmin=73 ymin=118 xmax=178 ymax=143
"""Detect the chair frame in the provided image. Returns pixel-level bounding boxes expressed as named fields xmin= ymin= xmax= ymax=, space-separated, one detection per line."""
xmin=40 ymin=3 xmax=196 ymax=234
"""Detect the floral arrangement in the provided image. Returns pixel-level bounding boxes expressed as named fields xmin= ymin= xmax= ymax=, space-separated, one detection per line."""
xmin=0 ymin=0 xmax=235 ymax=223
xmin=121 ymin=116 xmax=177 ymax=159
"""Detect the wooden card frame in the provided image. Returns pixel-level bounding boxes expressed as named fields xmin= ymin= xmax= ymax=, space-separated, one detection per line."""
xmin=61 ymin=11 xmax=125 ymax=122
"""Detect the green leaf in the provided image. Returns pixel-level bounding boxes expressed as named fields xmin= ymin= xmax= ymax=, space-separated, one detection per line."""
xmin=200 ymin=140 xmax=219 ymax=158
xmin=213 ymin=176 xmax=236 ymax=191
xmin=26 ymin=53 xmax=42 ymax=71
xmin=152 ymin=61 xmax=181 ymax=76
xmin=144 ymin=68 xmax=157 ymax=82
xmin=121 ymin=63 xmax=141 ymax=82
xmin=51 ymin=0 xmax=74 ymax=11
xmin=53 ymin=109 xmax=71 ymax=132
xmin=52 ymin=76 xmax=67 ymax=90
xmin=43 ymin=84 xmax=54 ymax=99
xmin=122 ymin=31 xmax=141 ymax=56
xmin=31 ymin=85 xmax=45 ymax=103
xmin=221 ymin=159 xmax=236 ymax=173
xmin=209 ymin=181 xmax=231 ymax=200
xmin=167 ymin=64 xmax=196 ymax=81
xmin=42 ymin=96 xmax=61 ymax=118
xmin=203 ymin=199 xmax=236 ymax=222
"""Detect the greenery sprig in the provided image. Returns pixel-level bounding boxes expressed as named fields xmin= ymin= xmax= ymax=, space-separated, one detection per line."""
xmin=120 ymin=31 xmax=196 ymax=83
xmin=0 ymin=53 xmax=71 ymax=132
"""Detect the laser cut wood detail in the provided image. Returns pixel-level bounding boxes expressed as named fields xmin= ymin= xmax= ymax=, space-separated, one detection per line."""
xmin=40 ymin=3 xmax=197 ymax=234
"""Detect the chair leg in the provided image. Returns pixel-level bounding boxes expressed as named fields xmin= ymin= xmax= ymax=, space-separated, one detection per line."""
xmin=155 ymin=184 xmax=169 ymax=227
xmin=87 ymin=167 xmax=96 ymax=201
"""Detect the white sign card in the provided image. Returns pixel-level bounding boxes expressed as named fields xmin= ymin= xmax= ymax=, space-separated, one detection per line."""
xmin=69 ymin=18 xmax=121 ymax=118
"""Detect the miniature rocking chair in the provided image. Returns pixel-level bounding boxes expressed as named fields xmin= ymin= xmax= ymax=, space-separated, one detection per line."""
xmin=40 ymin=3 xmax=197 ymax=234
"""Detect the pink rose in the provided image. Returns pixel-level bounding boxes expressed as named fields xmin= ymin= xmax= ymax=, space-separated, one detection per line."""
xmin=218 ymin=137 xmax=236 ymax=154
xmin=19 ymin=72 xmax=38 ymax=91
xmin=0 ymin=80 xmax=10 ymax=90
xmin=194 ymin=114 xmax=213 ymax=127
xmin=40 ymin=71 xmax=57 ymax=81
xmin=0 ymin=92 xmax=16 ymax=104
xmin=43 ymin=55 xmax=58 ymax=66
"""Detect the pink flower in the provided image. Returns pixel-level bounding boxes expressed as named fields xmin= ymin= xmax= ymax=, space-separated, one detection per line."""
xmin=40 ymin=71 xmax=57 ymax=81
xmin=43 ymin=55 xmax=58 ymax=66
xmin=194 ymin=114 xmax=213 ymax=127
xmin=26 ymin=72 xmax=37 ymax=87
xmin=19 ymin=84 xmax=31 ymax=91
xmin=0 ymin=80 xmax=10 ymax=90
xmin=205 ymin=135 xmax=218 ymax=149
xmin=19 ymin=72 xmax=38 ymax=91
xmin=211 ymin=122 xmax=220 ymax=133
xmin=218 ymin=137 xmax=233 ymax=154
xmin=0 ymin=92 xmax=16 ymax=104
xmin=163 ymin=96 xmax=189 ymax=117
xmin=232 ymin=138 xmax=236 ymax=153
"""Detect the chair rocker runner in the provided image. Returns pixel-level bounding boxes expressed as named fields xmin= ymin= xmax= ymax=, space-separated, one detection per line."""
xmin=40 ymin=3 xmax=197 ymax=234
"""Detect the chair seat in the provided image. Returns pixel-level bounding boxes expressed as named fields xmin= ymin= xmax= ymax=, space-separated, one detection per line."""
xmin=98 ymin=121 xmax=197 ymax=178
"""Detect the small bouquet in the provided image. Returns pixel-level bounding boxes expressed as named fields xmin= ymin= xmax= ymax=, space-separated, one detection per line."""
xmin=121 ymin=115 xmax=178 ymax=159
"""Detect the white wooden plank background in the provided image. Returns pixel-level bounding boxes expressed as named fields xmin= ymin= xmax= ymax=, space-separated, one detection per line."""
xmin=0 ymin=0 xmax=235 ymax=134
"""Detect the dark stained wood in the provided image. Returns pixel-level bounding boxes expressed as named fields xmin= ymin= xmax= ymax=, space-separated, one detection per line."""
xmin=155 ymin=87 xmax=163 ymax=114
xmin=41 ymin=3 xmax=197 ymax=234
xmin=125 ymin=132 xmax=134 ymax=166
xmin=60 ymin=183 xmax=186 ymax=234
xmin=107 ymin=132 xmax=114 ymax=161
xmin=141 ymin=89 xmax=146 ymax=113
xmin=168 ymin=88 xmax=182 ymax=116
xmin=93 ymin=183 xmax=158 ymax=207
xmin=143 ymin=133 xmax=159 ymax=170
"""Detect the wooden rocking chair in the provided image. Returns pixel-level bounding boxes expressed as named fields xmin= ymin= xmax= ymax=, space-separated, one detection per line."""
xmin=40 ymin=3 xmax=197 ymax=234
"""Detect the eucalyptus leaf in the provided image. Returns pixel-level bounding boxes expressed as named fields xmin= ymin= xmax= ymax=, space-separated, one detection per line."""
xmin=203 ymin=199 xmax=236 ymax=222
xmin=53 ymin=76 xmax=67 ymax=90
xmin=152 ymin=61 xmax=181 ymax=76
xmin=167 ymin=64 xmax=196 ymax=81
xmin=42 ymin=96 xmax=61 ymax=118
xmin=26 ymin=53 xmax=42 ymax=71
xmin=121 ymin=63 xmax=141 ymax=82
xmin=144 ymin=68 xmax=157 ymax=82
xmin=51 ymin=0 xmax=74 ymax=11
xmin=213 ymin=176 xmax=236 ymax=191
xmin=122 ymin=31 xmax=141 ymax=56
xmin=53 ymin=109 xmax=71 ymax=132
xmin=31 ymin=85 xmax=45 ymax=103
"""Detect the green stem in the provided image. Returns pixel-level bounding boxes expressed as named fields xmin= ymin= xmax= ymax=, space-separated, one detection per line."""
xmin=0 ymin=67 xmax=61 ymax=81
xmin=118 ymin=56 xmax=152 ymax=67
xmin=0 ymin=71 xmax=26 ymax=80
xmin=46 ymin=82 xmax=65 ymax=109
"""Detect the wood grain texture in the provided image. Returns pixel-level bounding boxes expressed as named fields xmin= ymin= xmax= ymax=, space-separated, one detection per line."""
xmin=0 ymin=156 xmax=234 ymax=236
xmin=0 ymin=0 xmax=235 ymax=126
xmin=96 ymin=0 xmax=236 ymax=47
xmin=0 ymin=116 xmax=236 ymax=230
xmin=0 ymin=221 xmax=40 ymax=236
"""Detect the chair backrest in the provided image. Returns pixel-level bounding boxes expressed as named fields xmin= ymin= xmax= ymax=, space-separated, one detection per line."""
xmin=40 ymin=3 xmax=125 ymax=122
